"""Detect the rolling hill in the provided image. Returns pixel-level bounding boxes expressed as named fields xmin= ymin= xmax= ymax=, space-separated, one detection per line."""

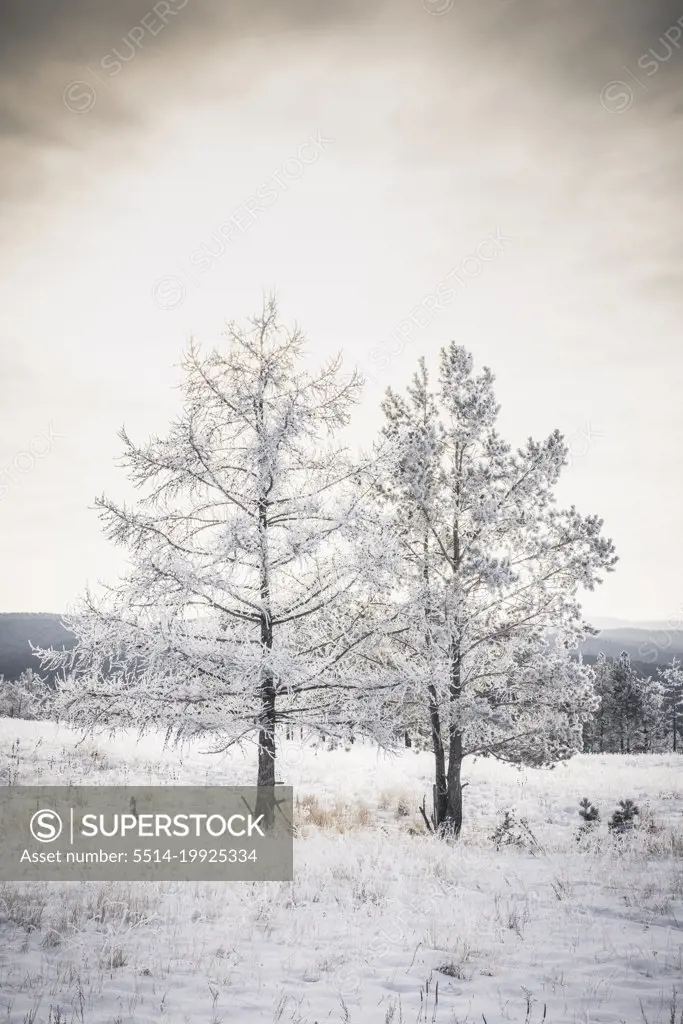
xmin=580 ymin=626 xmax=683 ymax=669
xmin=0 ymin=612 xmax=76 ymax=682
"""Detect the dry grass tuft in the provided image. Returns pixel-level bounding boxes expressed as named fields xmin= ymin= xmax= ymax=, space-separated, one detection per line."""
xmin=295 ymin=793 xmax=373 ymax=832
xmin=0 ymin=883 xmax=47 ymax=932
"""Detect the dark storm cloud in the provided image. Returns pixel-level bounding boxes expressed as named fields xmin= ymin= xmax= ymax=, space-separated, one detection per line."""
xmin=3 ymin=0 xmax=683 ymax=119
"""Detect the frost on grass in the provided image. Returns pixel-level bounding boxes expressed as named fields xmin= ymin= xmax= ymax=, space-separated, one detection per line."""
xmin=1 ymin=720 xmax=683 ymax=1023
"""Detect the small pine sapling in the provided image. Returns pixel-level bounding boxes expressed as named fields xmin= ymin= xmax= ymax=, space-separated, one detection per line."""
xmin=490 ymin=809 xmax=523 ymax=849
xmin=575 ymin=797 xmax=600 ymax=843
xmin=608 ymin=798 xmax=639 ymax=835
xmin=579 ymin=797 xmax=600 ymax=823
xmin=489 ymin=809 xmax=541 ymax=853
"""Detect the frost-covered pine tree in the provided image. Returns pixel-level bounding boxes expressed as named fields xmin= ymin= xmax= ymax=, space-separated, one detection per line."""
xmin=590 ymin=651 xmax=620 ymax=753
xmin=658 ymin=658 xmax=683 ymax=752
xmin=373 ymin=348 xmax=617 ymax=837
xmin=607 ymin=651 xmax=661 ymax=753
xmin=585 ymin=651 xmax=662 ymax=753
xmin=39 ymin=299 xmax=396 ymax=812
xmin=638 ymin=673 xmax=664 ymax=753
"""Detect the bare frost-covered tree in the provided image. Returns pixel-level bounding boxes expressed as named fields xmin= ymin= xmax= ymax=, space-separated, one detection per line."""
xmin=40 ymin=300 xmax=396 ymax=807
xmin=374 ymin=348 xmax=617 ymax=837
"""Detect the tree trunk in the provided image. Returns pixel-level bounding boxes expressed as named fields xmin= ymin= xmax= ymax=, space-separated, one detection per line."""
xmin=255 ymin=413 xmax=276 ymax=828
xmin=439 ymin=627 xmax=464 ymax=838
xmin=435 ymin=720 xmax=464 ymax=837
xmin=428 ymin=683 xmax=448 ymax=827
xmin=404 ymin=731 xmax=412 ymax=748
xmin=443 ymin=736 xmax=464 ymax=837
xmin=255 ymin=565 xmax=275 ymax=827
xmin=673 ymin=704 xmax=677 ymax=753
xmin=257 ymin=724 xmax=276 ymax=785
xmin=429 ymin=651 xmax=466 ymax=836
xmin=256 ymin=668 xmax=277 ymax=829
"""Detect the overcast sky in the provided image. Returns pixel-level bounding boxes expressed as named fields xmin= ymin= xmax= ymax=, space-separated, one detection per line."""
xmin=0 ymin=0 xmax=682 ymax=623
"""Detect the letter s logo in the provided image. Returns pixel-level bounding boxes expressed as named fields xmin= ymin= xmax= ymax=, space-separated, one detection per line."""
xmin=30 ymin=809 xmax=63 ymax=843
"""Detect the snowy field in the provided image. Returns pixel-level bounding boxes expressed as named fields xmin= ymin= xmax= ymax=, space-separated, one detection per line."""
xmin=1 ymin=720 xmax=683 ymax=1024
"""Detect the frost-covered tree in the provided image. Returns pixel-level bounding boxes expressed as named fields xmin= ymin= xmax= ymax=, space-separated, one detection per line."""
xmin=583 ymin=652 xmax=614 ymax=753
xmin=39 ymin=300 xmax=396 ymax=813
xmin=610 ymin=652 xmax=649 ymax=753
xmin=609 ymin=653 xmax=657 ymax=752
xmin=584 ymin=651 xmax=663 ymax=753
xmin=657 ymin=658 xmax=683 ymax=752
xmin=373 ymin=349 xmax=616 ymax=836
xmin=0 ymin=669 xmax=51 ymax=720
xmin=639 ymin=673 xmax=664 ymax=753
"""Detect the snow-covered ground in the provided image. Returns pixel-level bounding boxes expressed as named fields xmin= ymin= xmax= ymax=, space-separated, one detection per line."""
xmin=1 ymin=719 xmax=682 ymax=1024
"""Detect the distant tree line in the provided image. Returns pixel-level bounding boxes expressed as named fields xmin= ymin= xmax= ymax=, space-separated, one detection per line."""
xmin=399 ymin=649 xmax=683 ymax=755
xmin=400 ymin=650 xmax=683 ymax=755
xmin=581 ymin=652 xmax=683 ymax=753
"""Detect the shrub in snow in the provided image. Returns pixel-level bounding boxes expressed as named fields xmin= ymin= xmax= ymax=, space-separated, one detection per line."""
xmin=489 ymin=808 xmax=541 ymax=853
xmin=490 ymin=810 xmax=524 ymax=850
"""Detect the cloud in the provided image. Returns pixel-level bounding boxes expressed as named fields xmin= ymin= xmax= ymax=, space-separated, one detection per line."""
xmin=0 ymin=0 xmax=387 ymax=206
xmin=1 ymin=0 xmax=682 ymax=299
xmin=3 ymin=0 xmax=683 ymax=147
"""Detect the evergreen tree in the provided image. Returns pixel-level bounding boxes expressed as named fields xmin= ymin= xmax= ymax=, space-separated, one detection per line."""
xmin=585 ymin=652 xmax=614 ymax=752
xmin=372 ymin=348 xmax=616 ymax=837
xmin=608 ymin=798 xmax=639 ymax=834
xmin=610 ymin=652 xmax=644 ymax=752
xmin=658 ymin=658 xmax=683 ymax=752
xmin=583 ymin=651 xmax=663 ymax=754
xmin=638 ymin=673 xmax=664 ymax=753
